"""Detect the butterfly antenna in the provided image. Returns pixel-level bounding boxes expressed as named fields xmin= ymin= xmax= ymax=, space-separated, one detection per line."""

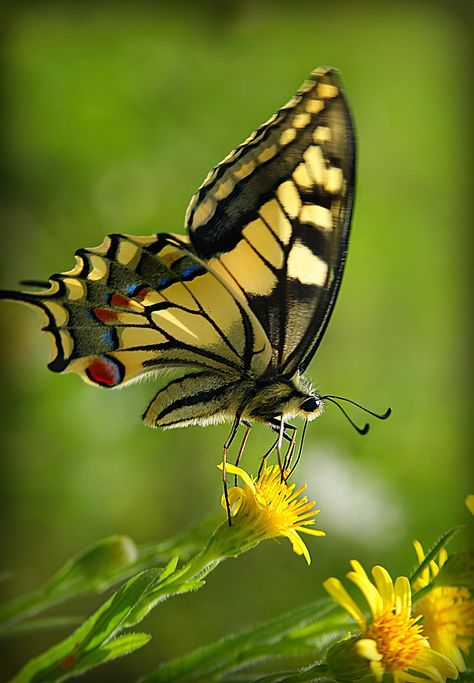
xmin=323 ymin=397 xmax=369 ymax=435
xmin=321 ymin=395 xmax=392 ymax=421
xmin=288 ymin=420 xmax=309 ymax=478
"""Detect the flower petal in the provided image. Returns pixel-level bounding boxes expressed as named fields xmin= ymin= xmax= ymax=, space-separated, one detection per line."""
xmin=372 ymin=565 xmax=394 ymax=610
xmin=323 ymin=577 xmax=366 ymax=628
xmin=356 ymin=638 xmax=382 ymax=662
xmin=394 ymin=575 xmax=411 ymax=613
xmin=218 ymin=462 xmax=256 ymax=492
xmin=348 ymin=567 xmax=383 ymax=617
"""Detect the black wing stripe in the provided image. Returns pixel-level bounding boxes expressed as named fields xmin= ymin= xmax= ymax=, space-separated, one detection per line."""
xmin=153 ymin=382 xmax=236 ymax=424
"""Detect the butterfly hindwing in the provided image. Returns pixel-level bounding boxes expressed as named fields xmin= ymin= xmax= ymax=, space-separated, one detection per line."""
xmin=186 ymin=67 xmax=355 ymax=376
xmin=143 ymin=369 xmax=240 ymax=428
xmin=1 ymin=233 xmax=272 ymax=389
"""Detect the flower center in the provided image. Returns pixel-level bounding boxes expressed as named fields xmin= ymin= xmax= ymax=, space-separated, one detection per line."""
xmin=415 ymin=586 xmax=474 ymax=650
xmin=366 ymin=609 xmax=424 ymax=671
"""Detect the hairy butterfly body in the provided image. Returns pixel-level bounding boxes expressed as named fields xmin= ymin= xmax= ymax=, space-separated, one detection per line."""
xmin=1 ymin=68 xmax=359 ymax=455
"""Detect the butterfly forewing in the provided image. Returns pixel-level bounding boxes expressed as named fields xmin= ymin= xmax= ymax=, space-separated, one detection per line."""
xmin=4 ymin=233 xmax=272 ymax=389
xmin=186 ymin=67 xmax=355 ymax=376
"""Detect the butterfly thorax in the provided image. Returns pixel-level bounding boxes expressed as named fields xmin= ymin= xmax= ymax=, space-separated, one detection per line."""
xmin=237 ymin=372 xmax=323 ymax=423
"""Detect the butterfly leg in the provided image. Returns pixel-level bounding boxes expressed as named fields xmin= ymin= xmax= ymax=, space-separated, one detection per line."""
xmin=282 ymin=423 xmax=298 ymax=473
xmin=222 ymin=416 xmax=241 ymax=526
xmin=257 ymin=435 xmax=279 ymax=477
xmin=258 ymin=420 xmax=295 ymax=476
xmin=276 ymin=416 xmax=285 ymax=475
xmin=233 ymin=422 xmax=252 ymax=485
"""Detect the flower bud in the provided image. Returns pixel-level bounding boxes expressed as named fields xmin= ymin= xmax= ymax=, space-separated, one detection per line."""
xmin=47 ymin=535 xmax=138 ymax=594
xmin=326 ymin=636 xmax=373 ymax=682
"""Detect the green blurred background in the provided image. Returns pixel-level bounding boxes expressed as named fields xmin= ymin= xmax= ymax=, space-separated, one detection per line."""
xmin=0 ymin=1 xmax=471 ymax=680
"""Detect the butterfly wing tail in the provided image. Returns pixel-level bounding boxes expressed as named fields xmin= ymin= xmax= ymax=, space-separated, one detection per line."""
xmin=1 ymin=280 xmax=96 ymax=377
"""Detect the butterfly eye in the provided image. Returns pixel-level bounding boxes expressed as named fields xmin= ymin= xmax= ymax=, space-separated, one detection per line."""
xmin=301 ymin=396 xmax=321 ymax=413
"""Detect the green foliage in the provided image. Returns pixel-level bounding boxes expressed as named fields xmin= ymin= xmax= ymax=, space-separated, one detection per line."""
xmin=143 ymin=598 xmax=349 ymax=682
xmin=1 ymin=514 xmax=472 ymax=682
xmin=410 ymin=526 xmax=462 ymax=592
xmin=10 ymin=570 xmax=158 ymax=682
xmin=436 ymin=549 xmax=474 ymax=590
xmin=0 ymin=517 xmax=218 ymax=636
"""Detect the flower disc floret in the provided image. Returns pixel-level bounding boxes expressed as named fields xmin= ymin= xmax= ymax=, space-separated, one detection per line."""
xmin=413 ymin=540 xmax=474 ymax=672
xmin=324 ymin=560 xmax=458 ymax=682
xmin=219 ymin=463 xmax=325 ymax=564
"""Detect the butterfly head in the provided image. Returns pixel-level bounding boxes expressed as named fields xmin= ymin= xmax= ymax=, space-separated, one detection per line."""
xmin=299 ymin=394 xmax=324 ymax=420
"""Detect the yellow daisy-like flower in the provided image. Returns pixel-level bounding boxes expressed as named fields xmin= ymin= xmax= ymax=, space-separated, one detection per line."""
xmin=324 ymin=560 xmax=458 ymax=682
xmin=413 ymin=540 xmax=474 ymax=672
xmin=219 ymin=463 xmax=325 ymax=564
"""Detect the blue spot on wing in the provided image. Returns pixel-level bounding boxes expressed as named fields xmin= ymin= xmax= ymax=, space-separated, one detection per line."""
xmin=101 ymin=329 xmax=118 ymax=350
xmin=126 ymin=283 xmax=141 ymax=296
xmin=181 ymin=263 xmax=205 ymax=278
xmin=157 ymin=276 xmax=174 ymax=288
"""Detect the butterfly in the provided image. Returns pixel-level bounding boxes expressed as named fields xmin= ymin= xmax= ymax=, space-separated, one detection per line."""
xmin=1 ymin=67 xmax=390 ymax=491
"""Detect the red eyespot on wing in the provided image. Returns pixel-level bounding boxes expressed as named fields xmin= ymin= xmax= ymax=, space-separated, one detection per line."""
xmin=134 ymin=287 xmax=150 ymax=302
xmin=85 ymin=356 xmax=124 ymax=387
xmin=93 ymin=308 xmax=117 ymax=323
xmin=110 ymin=293 xmax=132 ymax=308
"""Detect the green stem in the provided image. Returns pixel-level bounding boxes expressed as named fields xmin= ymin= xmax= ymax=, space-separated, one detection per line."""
xmin=0 ymin=586 xmax=59 ymax=634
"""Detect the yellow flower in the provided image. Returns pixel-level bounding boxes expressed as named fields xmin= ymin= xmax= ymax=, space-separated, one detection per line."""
xmin=413 ymin=540 xmax=474 ymax=672
xmin=218 ymin=463 xmax=325 ymax=564
xmin=324 ymin=560 xmax=458 ymax=682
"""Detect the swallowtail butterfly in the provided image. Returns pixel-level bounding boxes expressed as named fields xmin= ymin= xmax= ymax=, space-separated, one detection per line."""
xmin=1 ymin=67 xmax=390 ymax=479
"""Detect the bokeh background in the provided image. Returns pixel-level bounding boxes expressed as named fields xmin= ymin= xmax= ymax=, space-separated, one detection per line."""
xmin=0 ymin=1 xmax=471 ymax=680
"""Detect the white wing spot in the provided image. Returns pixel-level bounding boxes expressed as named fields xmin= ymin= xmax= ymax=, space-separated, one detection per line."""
xmin=325 ymin=167 xmax=344 ymax=194
xmin=304 ymin=145 xmax=326 ymax=186
xmin=299 ymin=204 xmax=333 ymax=231
xmin=287 ymin=241 xmax=328 ymax=285
xmin=293 ymin=162 xmax=314 ymax=190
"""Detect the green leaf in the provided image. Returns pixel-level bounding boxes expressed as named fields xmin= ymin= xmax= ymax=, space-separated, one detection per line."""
xmin=10 ymin=570 xmax=158 ymax=683
xmin=74 ymin=633 xmax=152 ymax=673
xmin=409 ymin=526 xmax=463 ymax=587
xmin=124 ymin=572 xmax=206 ymax=627
xmin=253 ymin=662 xmax=330 ymax=683
xmin=142 ymin=598 xmax=350 ymax=683
xmin=78 ymin=570 xmax=158 ymax=652
xmin=435 ymin=549 xmax=474 ymax=589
